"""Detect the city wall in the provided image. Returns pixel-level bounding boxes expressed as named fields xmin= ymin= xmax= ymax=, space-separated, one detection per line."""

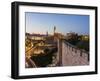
xmin=58 ymin=39 xmax=89 ymax=66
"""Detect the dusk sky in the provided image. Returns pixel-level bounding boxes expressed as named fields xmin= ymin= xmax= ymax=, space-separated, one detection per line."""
xmin=25 ymin=12 xmax=89 ymax=35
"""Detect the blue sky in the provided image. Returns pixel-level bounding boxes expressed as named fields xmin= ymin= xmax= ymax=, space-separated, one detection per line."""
xmin=25 ymin=12 xmax=89 ymax=35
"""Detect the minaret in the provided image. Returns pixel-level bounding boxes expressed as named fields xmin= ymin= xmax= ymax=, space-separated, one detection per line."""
xmin=53 ymin=26 xmax=56 ymax=42
xmin=46 ymin=31 xmax=48 ymax=36
xmin=54 ymin=26 xmax=56 ymax=35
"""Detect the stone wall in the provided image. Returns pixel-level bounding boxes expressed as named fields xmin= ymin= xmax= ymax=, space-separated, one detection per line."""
xmin=58 ymin=40 xmax=89 ymax=66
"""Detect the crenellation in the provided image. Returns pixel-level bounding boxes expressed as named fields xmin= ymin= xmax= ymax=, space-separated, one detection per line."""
xmin=60 ymin=40 xmax=89 ymax=66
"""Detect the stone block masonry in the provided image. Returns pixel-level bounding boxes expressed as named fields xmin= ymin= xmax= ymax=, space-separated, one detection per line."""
xmin=58 ymin=39 xmax=89 ymax=66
